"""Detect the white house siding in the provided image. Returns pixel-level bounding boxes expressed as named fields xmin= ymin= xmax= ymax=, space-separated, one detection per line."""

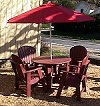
xmin=0 ymin=0 xmax=43 ymax=67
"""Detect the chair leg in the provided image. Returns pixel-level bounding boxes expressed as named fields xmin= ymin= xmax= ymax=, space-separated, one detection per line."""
xmin=43 ymin=66 xmax=52 ymax=91
xmin=27 ymin=83 xmax=31 ymax=97
xmin=15 ymin=76 xmax=19 ymax=90
xmin=45 ymin=73 xmax=52 ymax=91
xmin=76 ymin=85 xmax=81 ymax=101
xmin=82 ymin=79 xmax=86 ymax=92
xmin=56 ymin=82 xmax=64 ymax=98
xmin=27 ymin=73 xmax=31 ymax=96
xmin=40 ymin=78 xmax=48 ymax=92
xmin=56 ymin=72 xmax=67 ymax=98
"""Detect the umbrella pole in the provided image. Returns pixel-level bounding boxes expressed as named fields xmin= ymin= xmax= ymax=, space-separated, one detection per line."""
xmin=37 ymin=23 xmax=41 ymax=56
xmin=49 ymin=23 xmax=52 ymax=60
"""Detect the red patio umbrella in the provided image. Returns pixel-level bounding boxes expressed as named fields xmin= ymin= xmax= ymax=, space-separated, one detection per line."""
xmin=8 ymin=1 xmax=95 ymax=23
xmin=8 ymin=1 xmax=95 ymax=59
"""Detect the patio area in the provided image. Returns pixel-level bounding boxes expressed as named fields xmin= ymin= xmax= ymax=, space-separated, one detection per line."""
xmin=0 ymin=64 xmax=100 ymax=106
xmin=0 ymin=1 xmax=99 ymax=105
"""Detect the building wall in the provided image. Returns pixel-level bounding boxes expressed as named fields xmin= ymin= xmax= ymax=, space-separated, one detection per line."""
xmin=0 ymin=0 xmax=43 ymax=67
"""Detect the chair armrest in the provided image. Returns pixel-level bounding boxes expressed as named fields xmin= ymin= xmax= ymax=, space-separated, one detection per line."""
xmin=69 ymin=65 xmax=80 ymax=68
xmin=82 ymin=60 xmax=90 ymax=65
xmin=25 ymin=67 xmax=42 ymax=73
xmin=26 ymin=67 xmax=44 ymax=79
xmin=82 ymin=55 xmax=90 ymax=65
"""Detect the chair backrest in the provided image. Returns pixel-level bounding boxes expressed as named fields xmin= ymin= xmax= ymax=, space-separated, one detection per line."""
xmin=18 ymin=46 xmax=36 ymax=64
xmin=11 ymin=54 xmax=26 ymax=80
xmin=70 ymin=45 xmax=88 ymax=65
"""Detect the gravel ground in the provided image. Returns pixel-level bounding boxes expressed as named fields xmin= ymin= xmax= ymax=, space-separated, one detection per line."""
xmin=0 ymin=64 xmax=100 ymax=106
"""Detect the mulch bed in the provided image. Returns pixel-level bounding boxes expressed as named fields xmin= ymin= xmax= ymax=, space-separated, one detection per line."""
xmin=0 ymin=64 xmax=100 ymax=106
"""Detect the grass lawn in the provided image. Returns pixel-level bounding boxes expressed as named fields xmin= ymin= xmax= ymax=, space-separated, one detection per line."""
xmin=41 ymin=23 xmax=100 ymax=65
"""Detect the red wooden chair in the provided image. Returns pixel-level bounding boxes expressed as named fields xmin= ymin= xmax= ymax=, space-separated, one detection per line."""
xmin=10 ymin=54 xmax=47 ymax=96
xmin=18 ymin=46 xmax=36 ymax=70
xmin=56 ymin=45 xmax=90 ymax=100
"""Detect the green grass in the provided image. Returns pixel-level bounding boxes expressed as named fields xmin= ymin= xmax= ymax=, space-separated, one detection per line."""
xmin=53 ymin=50 xmax=68 ymax=56
xmin=41 ymin=24 xmax=100 ymax=56
xmin=42 ymin=24 xmax=50 ymax=28
xmin=41 ymin=49 xmax=68 ymax=57
xmin=40 ymin=43 xmax=68 ymax=56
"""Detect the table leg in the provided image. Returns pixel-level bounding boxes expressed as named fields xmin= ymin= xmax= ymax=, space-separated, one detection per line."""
xmin=52 ymin=65 xmax=59 ymax=83
xmin=43 ymin=65 xmax=52 ymax=91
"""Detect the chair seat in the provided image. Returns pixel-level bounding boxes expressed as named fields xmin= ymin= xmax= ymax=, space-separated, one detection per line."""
xmin=31 ymin=77 xmax=40 ymax=84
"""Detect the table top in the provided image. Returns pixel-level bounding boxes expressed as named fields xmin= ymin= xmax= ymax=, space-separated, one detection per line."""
xmin=33 ymin=56 xmax=71 ymax=65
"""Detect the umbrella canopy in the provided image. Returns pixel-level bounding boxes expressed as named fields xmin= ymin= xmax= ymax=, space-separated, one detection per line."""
xmin=8 ymin=1 xmax=95 ymax=23
xmin=8 ymin=1 xmax=95 ymax=59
